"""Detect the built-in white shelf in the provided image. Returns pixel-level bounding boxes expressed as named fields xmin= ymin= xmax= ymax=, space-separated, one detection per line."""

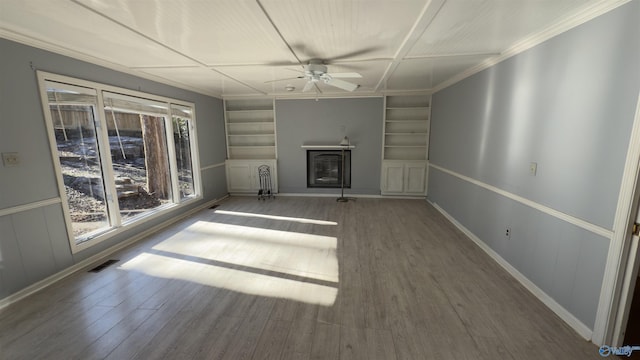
xmin=383 ymin=95 xmax=430 ymax=161
xmin=224 ymin=98 xmax=277 ymax=160
xmin=381 ymin=95 xmax=431 ymax=196
xmin=301 ymin=144 xmax=356 ymax=150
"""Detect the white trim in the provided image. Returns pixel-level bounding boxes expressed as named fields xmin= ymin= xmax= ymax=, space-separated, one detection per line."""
xmin=612 ymin=235 xmax=640 ymax=345
xmin=593 ymin=91 xmax=640 ymax=345
xmin=200 ymin=162 xmax=226 ymax=171
xmin=37 ymin=71 xmax=204 ymax=254
xmin=38 ymin=71 xmax=197 ymax=108
xmin=373 ymin=0 xmax=446 ymax=92
xmin=0 ymin=195 xmax=229 ymax=310
xmin=185 ymin=104 xmax=203 ymax=201
xmin=0 ymin=28 xmax=221 ymax=99
xmin=273 ymin=192 xmax=424 ymax=200
xmin=431 ymin=0 xmax=632 ymax=94
xmin=429 ymin=200 xmax=593 ymax=340
xmin=0 ymin=198 xmax=62 ymax=217
xmin=223 ymin=99 xmax=231 ymax=159
xmin=70 ymin=198 xmax=203 ymax=254
xmin=300 ymin=145 xmax=356 ymax=150
xmin=275 ymin=193 xmax=379 ymax=198
xmin=429 ymin=163 xmax=613 ymax=239
xmin=37 ymin=72 xmax=77 ymax=249
xmin=272 ymin=98 xmax=279 ymax=160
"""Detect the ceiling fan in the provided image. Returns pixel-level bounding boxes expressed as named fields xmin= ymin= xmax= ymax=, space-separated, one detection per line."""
xmin=268 ymin=59 xmax=362 ymax=92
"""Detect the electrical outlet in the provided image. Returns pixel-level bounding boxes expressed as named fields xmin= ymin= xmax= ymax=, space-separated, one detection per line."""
xmin=505 ymin=228 xmax=511 ymax=239
xmin=2 ymin=152 xmax=19 ymax=167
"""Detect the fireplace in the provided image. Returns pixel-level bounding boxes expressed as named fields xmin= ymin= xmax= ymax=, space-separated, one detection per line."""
xmin=307 ymin=150 xmax=351 ymax=188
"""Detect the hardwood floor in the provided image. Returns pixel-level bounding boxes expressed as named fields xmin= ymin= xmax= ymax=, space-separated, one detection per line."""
xmin=0 ymin=197 xmax=602 ymax=359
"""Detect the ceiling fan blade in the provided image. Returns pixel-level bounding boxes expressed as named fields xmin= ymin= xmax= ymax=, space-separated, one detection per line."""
xmin=302 ymin=81 xmax=315 ymax=92
xmin=327 ymin=72 xmax=362 ymax=79
xmin=283 ymin=67 xmax=304 ymax=74
xmin=325 ymin=46 xmax=381 ymax=62
xmin=290 ymin=43 xmax=321 ymax=61
xmin=264 ymin=76 xmax=303 ymax=84
xmin=262 ymin=61 xmax=302 ymax=67
xmin=325 ymin=78 xmax=359 ymax=92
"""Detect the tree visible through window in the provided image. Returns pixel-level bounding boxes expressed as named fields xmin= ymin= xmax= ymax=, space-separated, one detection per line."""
xmin=48 ymin=87 xmax=111 ymax=238
xmin=41 ymin=76 xmax=200 ymax=249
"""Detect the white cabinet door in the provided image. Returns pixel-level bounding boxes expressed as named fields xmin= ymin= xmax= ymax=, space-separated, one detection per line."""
xmin=381 ymin=162 xmax=405 ymax=193
xmin=227 ymin=162 xmax=252 ymax=192
xmin=381 ymin=160 xmax=427 ymax=195
xmin=226 ymin=159 xmax=278 ymax=194
xmin=404 ymin=162 xmax=426 ymax=194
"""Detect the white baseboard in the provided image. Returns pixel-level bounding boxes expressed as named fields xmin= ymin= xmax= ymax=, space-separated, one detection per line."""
xmin=428 ymin=200 xmax=593 ymax=341
xmin=273 ymin=192 xmax=425 ymax=199
xmin=0 ymin=195 xmax=229 ymax=310
xmin=276 ymin=192 xmax=382 ymax=198
xmin=227 ymin=191 xmax=426 ymax=200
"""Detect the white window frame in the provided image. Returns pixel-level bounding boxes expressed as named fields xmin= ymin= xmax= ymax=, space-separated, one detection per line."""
xmin=37 ymin=71 xmax=202 ymax=253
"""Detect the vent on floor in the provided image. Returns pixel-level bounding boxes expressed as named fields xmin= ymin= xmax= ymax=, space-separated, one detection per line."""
xmin=209 ymin=204 xmax=220 ymax=209
xmin=88 ymin=259 xmax=119 ymax=273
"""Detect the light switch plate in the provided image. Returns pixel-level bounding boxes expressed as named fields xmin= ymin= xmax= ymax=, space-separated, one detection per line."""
xmin=529 ymin=162 xmax=537 ymax=176
xmin=2 ymin=152 xmax=20 ymax=167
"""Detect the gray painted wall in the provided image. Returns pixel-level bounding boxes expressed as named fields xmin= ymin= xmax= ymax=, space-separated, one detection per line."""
xmin=0 ymin=38 xmax=227 ymax=300
xmin=428 ymin=1 xmax=640 ymax=330
xmin=275 ymin=98 xmax=383 ymax=195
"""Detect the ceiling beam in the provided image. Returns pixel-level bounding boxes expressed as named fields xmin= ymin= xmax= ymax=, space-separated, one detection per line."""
xmin=374 ymin=0 xmax=446 ymax=92
xmin=255 ymin=0 xmax=304 ymax=69
xmin=70 ymin=0 xmax=268 ymax=95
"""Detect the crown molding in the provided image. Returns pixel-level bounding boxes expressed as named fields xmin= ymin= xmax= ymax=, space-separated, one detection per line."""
xmin=431 ymin=0 xmax=632 ymax=93
xmin=0 ymin=28 xmax=222 ymax=99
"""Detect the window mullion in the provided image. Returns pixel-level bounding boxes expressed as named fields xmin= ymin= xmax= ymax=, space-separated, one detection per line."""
xmin=166 ymin=106 xmax=180 ymax=203
xmin=189 ymin=116 xmax=203 ymax=197
xmin=96 ymin=90 xmax=122 ymax=227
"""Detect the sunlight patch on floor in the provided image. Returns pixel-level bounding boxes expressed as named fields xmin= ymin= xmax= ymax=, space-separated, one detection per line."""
xmin=118 ymin=218 xmax=340 ymax=305
xmin=119 ymin=252 xmax=338 ymax=306
xmin=151 ymin=221 xmax=339 ymax=282
xmin=214 ymin=209 xmax=338 ymax=225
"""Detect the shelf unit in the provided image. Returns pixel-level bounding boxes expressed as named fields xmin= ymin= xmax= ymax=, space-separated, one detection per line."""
xmin=224 ymin=98 xmax=278 ymax=194
xmin=383 ymin=95 xmax=430 ymax=161
xmin=381 ymin=95 xmax=431 ymax=196
xmin=224 ymin=99 xmax=276 ymax=160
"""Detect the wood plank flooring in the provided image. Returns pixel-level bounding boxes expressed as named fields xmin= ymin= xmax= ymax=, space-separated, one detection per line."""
xmin=0 ymin=197 xmax=603 ymax=359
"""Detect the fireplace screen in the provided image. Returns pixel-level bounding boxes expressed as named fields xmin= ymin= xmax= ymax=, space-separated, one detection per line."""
xmin=307 ymin=150 xmax=351 ymax=188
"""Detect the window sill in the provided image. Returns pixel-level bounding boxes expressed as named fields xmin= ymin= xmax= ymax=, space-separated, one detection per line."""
xmin=71 ymin=195 xmax=202 ymax=254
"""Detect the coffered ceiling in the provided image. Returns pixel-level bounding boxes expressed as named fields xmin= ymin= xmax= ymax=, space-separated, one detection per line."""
xmin=0 ymin=0 xmax=628 ymax=98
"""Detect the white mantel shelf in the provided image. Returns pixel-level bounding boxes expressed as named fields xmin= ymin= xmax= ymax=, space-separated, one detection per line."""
xmin=301 ymin=144 xmax=356 ymax=149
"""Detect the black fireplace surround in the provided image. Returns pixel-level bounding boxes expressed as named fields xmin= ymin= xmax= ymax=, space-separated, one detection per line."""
xmin=307 ymin=150 xmax=351 ymax=188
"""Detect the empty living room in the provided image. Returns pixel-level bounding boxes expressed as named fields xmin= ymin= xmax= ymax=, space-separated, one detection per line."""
xmin=1 ymin=1 xmax=639 ymax=359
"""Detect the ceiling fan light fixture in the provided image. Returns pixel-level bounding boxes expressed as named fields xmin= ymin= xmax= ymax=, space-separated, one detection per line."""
xmin=269 ymin=58 xmax=361 ymax=92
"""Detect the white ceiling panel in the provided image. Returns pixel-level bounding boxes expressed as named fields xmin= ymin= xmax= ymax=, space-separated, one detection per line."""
xmin=140 ymin=66 xmax=260 ymax=96
xmin=73 ymin=0 xmax=297 ymax=66
xmin=0 ymin=0 xmax=625 ymax=97
xmin=217 ymin=65 xmax=303 ymax=94
xmin=387 ymin=55 xmax=491 ymax=91
xmin=0 ymin=0 xmax=196 ymax=67
xmin=409 ymin=0 xmax=605 ymax=56
xmin=218 ymin=60 xmax=390 ymax=95
xmin=258 ymin=0 xmax=427 ymax=62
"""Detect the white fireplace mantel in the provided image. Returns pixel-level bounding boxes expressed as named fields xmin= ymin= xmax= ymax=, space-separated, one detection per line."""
xmin=301 ymin=144 xmax=356 ymax=149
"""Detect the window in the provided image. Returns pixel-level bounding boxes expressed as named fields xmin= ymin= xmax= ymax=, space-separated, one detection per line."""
xmin=39 ymin=73 xmax=201 ymax=252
